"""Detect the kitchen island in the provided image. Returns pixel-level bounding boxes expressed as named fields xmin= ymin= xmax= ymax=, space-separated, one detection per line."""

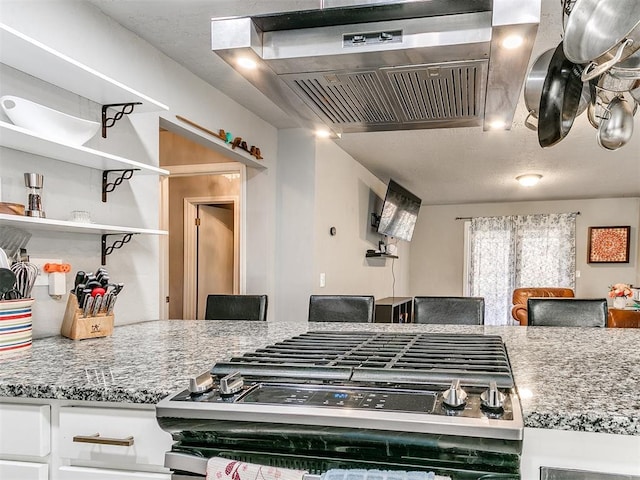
xmin=1 ymin=321 xmax=639 ymax=478
xmin=0 ymin=320 xmax=638 ymax=434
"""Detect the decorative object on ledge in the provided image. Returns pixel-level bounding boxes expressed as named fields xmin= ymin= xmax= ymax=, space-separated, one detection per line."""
xmin=101 ymin=102 xmax=142 ymax=138
xmin=587 ymin=226 xmax=631 ymax=263
xmin=175 ymin=115 xmax=263 ymax=160
xmin=101 ymin=233 xmax=137 ymax=265
xmin=102 ymin=169 xmax=140 ymax=202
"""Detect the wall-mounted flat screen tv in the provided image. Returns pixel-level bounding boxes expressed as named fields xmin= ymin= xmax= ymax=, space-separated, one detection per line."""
xmin=377 ymin=179 xmax=422 ymax=242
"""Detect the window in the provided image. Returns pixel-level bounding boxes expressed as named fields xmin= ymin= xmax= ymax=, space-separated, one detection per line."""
xmin=467 ymin=213 xmax=576 ymax=325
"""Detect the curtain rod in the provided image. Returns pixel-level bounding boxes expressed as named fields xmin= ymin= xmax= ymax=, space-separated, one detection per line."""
xmin=455 ymin=212 xmax=581 ymax=220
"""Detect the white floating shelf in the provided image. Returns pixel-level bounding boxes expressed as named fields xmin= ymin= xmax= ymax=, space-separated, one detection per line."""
xmin=0 ymin=213 xmax=167 ymax=236
xmin=160 ymin=116 xmax=267 ymax=170
xmin=0 ymin=121 xmax=169 ymax=175
xmin=0 ymin=23 xmax=169 ymax=112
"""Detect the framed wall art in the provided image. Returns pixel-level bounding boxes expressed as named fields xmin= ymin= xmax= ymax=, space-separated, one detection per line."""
xmin=587 ymin=226 xmax=631 ymax=263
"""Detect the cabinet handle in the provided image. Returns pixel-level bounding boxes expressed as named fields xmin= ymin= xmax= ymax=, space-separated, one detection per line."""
xmin=73 ymin=433 xmax=134 ymax=446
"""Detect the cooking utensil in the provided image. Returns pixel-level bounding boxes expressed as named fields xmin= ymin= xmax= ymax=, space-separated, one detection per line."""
xmin=10 ymin=261 xmax=39 ymax=298
xmin=563 ymin=0 xmax=640 ymax=81
xmin=598 ymin=96 xmax=635 ymax=150
xmin=598 ymin=71 xmax=640 ymax=94
xmin=0 ymin=267 xmax=17 ymax=299
xmin=525 ymin=47 xmax=590 ymax=130
xmin=538 ymin=42 xmax=584 ymax=148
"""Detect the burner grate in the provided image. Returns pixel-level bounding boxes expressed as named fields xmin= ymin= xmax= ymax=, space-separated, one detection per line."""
xmin=212 ymin=332 xmax=514 ymax=388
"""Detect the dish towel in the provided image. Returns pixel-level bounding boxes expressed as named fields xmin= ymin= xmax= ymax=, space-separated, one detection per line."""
xmin=206 ymin=458 xmax=308 ymax=480
xmin=321 ymin=469 xmax=450 ymax=480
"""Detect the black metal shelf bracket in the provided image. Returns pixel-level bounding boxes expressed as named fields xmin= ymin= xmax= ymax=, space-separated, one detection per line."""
xmin=101 ymin=233 xmax=138 ymax=265
xmin=101 ymin=102 xmax=142 ymax=138
xmin=102 ymin=169 xmax=140 ymax=202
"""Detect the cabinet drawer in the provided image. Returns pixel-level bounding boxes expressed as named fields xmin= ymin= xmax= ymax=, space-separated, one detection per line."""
xmin=0 ymin=403 xmax=51 ymax=457
xmin=59 ymin=406 xmax=172 ymax=470
xmin=59 ymin=465 xmax=171 ymax=479
xmin=0 ymin=459 xmax=48 ymax=480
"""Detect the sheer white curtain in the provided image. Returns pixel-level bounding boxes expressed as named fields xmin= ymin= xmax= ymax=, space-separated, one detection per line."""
xmin=468 ymin=213 xmax=576 ymax=325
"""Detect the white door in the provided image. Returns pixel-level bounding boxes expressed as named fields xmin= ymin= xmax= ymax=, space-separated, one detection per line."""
xmin=196 ymin=204 xmax=235 ymax=319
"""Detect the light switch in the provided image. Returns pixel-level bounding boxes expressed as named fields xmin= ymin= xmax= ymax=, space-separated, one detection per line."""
xmin=320 ymin=273 xmax=326 ymax=288
xmin=575 ymin=270 xmax=581 ymax=278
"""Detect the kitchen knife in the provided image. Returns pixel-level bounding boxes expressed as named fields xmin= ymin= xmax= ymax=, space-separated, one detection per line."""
xmin=82 ymin=295 xmax=94 ymax=318
xmin=74 ymin=271 xmax=86 ymax=288
xmin=106 ymin=293 xmax=117 ymax=315
xmin=92 ymin=295 xmax=103 ymax=316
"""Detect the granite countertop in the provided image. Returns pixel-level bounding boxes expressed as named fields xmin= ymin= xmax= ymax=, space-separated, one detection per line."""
xmin=0 ymin=320 xmax=638 ymax=436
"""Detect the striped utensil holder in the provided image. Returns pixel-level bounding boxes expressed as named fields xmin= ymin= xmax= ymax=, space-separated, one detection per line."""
xmin=0 ymin=298 xmax=35 ymax=354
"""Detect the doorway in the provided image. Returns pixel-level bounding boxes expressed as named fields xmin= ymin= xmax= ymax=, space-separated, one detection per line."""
xmin=183 ymin=197 xmax=240 ymax=319
xmin=159 ymin=127 xmax=245 ymax=320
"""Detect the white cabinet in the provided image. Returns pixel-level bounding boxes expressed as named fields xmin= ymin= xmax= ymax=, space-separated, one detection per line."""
xmin=521 ymin=427 xmax=640 ymax=478
xmin=0 ymin=460 xmax=48 ymax=480
xmin=0 ymin=403 xmax=50 ymax=479
xmin=57 ymin=405 xmax=172 ymax=479
xmin=58 ymin=466 xmax=170 ymax=480
xmin=0 ymin=403 xmax=50 ymax=457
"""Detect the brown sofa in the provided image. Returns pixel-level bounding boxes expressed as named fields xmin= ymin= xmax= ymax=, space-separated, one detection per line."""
xmin=511 ymin=287 xmax=575 ymax=325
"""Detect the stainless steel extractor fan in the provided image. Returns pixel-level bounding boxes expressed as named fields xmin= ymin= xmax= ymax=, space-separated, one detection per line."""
xmin=211 ymin=0 xmax=541 ymax=136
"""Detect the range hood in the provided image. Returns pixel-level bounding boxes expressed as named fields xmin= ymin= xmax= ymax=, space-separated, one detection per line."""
xmin=211 ymin=0 xmax=540 ymax=134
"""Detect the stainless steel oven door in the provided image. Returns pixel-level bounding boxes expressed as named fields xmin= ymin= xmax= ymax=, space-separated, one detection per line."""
xmin=164 ymin=450 xmax=520 ymax=480
xmin=167 ymin=452 xmax=324 ymax=480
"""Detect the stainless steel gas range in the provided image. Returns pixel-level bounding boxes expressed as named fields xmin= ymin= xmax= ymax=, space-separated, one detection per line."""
xmin=156 ymin=331 xmax=523 ymax=479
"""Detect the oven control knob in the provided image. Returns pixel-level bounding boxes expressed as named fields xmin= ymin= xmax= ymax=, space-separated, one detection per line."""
xmin=481 ymin=381 xmax=505 ymax=410
xmin=219 ymin=371 xmax=244 ymax=396
xmin=443 ymin=379 xmax=467 ymax=408
xmin=189 ymin=371 xmax=215 ymax=395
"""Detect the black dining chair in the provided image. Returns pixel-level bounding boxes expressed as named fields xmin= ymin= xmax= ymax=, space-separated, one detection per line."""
xmin=413 ymin=296 xmax=485 ymax=325
xmin=204 ymin=294 xmax=268 ymax=321
xmin=527 ymin=298 xmax=608 ymax=327
xmin=308 ymin=295 xmax=375 ymax=323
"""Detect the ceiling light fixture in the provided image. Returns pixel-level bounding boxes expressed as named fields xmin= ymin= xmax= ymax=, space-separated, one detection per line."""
xmin=236 ymin=57 xmax=257 ymax=70
xmin=516 ymin=174 xmax=542 ymax=187
xmin=315 ymin=129 xmax=331 ymax=138
xmin=489 ymin=120 xmax=506 ymax=130
xmin=502 ymin=34 xmax=524 ymax=50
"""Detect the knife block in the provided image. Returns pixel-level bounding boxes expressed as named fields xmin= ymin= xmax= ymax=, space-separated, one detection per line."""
xmin=60 ymin=294 xmax=114 ymax=340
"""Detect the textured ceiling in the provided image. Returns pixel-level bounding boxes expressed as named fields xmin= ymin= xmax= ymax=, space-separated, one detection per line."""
xmin=87 ymin=0 xmax=640 ymax=205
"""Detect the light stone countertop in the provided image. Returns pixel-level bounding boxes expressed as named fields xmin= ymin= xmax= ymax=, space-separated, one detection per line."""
xmin=0 ymin=320 xmax=638 ymax=436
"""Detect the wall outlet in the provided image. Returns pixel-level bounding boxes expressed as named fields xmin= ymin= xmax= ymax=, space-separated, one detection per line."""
xmin=320 ymin=272 xmax=326 ymax=288
xmin=30 ymin=258 xmax=62 ymax=286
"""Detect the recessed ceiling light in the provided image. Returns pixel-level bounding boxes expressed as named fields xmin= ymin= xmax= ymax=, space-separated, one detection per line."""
xmin=315 ymin=129 xmax=331 ymax=138
xmin=516 ymin=174 xmax=542 ymax=187
xmin=236 ymin=57 xmax=257 ymax=70
xmin=502 ymin=35 xmax=524 ymax=50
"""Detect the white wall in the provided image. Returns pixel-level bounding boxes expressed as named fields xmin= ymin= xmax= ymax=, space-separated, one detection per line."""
xmin=0 ymin=0 xmax=278 ymax=336
xmin=313 ymin=140 xmax=411 ymax=299
xmin=274 ymin=129 xmax=316 ymax=322
xmin=410 ymin=198 xmax=640 ymax=302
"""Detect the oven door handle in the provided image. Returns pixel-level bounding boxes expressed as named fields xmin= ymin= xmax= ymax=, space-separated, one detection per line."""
xmin=165 ymin=452 xmax=322 ymax=480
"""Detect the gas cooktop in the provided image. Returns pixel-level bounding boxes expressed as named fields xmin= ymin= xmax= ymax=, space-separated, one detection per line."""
xmin=211 ymin=331 xmax=515 ymax=388
xmin=156 ymin=332 xmax=523 ymax=441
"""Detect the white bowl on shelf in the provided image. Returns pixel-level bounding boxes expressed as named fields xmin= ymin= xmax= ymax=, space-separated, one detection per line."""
xmin=0 ymin=95 xmax=100 ymax=146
